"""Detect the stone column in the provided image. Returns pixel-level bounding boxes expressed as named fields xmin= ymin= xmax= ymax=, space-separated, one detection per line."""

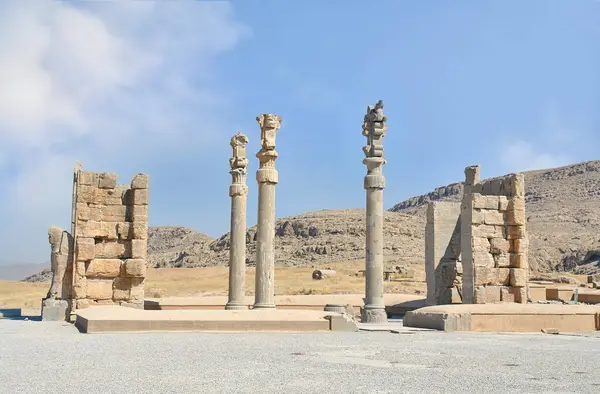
xmin=460 ymin=165 xmax=480 ymax=304
xmin=226 ymin=133 xmax=250 ymax=310
xmin=361 ymin=100 xmax=388 ymax=323
xmin=253 ymin=114 xmax=282 ymax=309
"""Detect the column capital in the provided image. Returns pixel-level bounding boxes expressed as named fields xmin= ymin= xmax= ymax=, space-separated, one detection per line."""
xmin=229 ymin=133 xmax=249 ymax=195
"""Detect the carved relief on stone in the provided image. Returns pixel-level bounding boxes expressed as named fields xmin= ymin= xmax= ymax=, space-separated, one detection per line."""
xmin=230 ymin=132 xmax=249 ymax=171
xmin=47 ymin=226 xmax=73 ymax=300
xmin=256 ymin=114 xmax=282 ymax=151
xmin=362 ymin=100 xmax=387 ymax=159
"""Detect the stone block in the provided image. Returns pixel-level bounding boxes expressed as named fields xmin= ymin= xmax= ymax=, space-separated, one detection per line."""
xmin=86 ymin=279 xmax=114 ymax=300
xmin=500 ymin=287 xmax=515 ymax=303
xmin=98 ymin=173 xmax=118 ymax=189
xmin=498 ymin=196 xmax=509 ymax=211
xmin=77 ymin=185 xmax=97 ymax=204
xmin=484 ymin=210 xmax=505 ymax=226
xmin=511 ymin=174 xmax=525 ymax=197
xmin=86 ymin=259 xmax=122 ymax=278
xmin=76 ymin=237 xmax=95 ymax=261
xmin=77 ymin=203 xmax=90 ymax=221
xmin=73 ymin=276 xmax=87 ymax=299
xmin=474 ymin=286 xmax=501 ymax=304
xmin=475 ymin=267 xmax=510 ymax=286
xmin=95 ymin=242 xmax=127 ymax=259
xmin=510 ymin=268 xmax=527 ymax=287
xmin=506 ymin=209 xmax=526 ymax=226
xmin=88 ymin=205 xmax=102 ymax=221
xmin=472 ymin=194 xmax=499 ymax=210
xmin=77 ymin=299 xmax=92 ymax=309
xmin=132 ymin=205 xmax=148 ymax=222
xmin=117 ymin=222 xmax=131 ymax=240
xmin=101 ymin=205 xmax=127 ymax=222
xmin=510 ymin=253 xmax=528 ymax=269
xmin=102 ymin=222 xmax=119 ymax=241
xmin=133 ymin=189 xmax=149 ymax=205
xmin=130 ymin=239 xmax=147 ymax=259
xmin=472 ymin=251 xmax=495 ymax=268
xmin=130 ymin=277 xmax=145 ymax=300
xmin=512 ymin=238 xmax=528 ymax=254
xmin=472 ymin=224 xmax=504 ymax=239
xmin=472 ymin=209 xmax=484 ymax=225
xmin=97 ymin=188 xmax=125 ymax=205
xmin=78 ymin=171 xmax=98 ymax=186
xmin=132 ymin=222 xmax=148 ymax=240
xmin=131 ymin=174 xmax=149 ymax=190
xmin=494 ymin=253 xmax=510 ymax=268
xmin=78 ymin=220 xmax=103 ymax=238
xmin=75 ymin=261 xmax=86 ymax=277
xmin=113 ymin=277 xmax=131 ymax=301
xmin=507 ymin=197 xmax=525 ymax=211
xmin=41 ymin=298 xmax=69 ymax=321
xmin=490 ymin=238 xmax=510 ymax=254
xmin=501 ymin=287 xmax=527 ymax=303
xmin=506 ymin=225 xmax=526 ymax=240
xmin=124 ymin=259 xmax=146 ymax=277
xmin=472 ymin=237 xmax=490 ymax=253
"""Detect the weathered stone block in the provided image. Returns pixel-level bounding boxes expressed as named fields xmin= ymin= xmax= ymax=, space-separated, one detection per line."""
xmin=79 ymin=171 xmax=98 ymax=186
xmin=512 ymin=238 xmax=528 ymax=254
xmin=510 ymin=253 xmax=528 ymax=269
xmin=125 ymin=259 xmax=146 ymax=277
xmin=130 ymin=278 xmax=145 ymax=301
xmin=41 ymin=298 xmax=69 ymax=321
xmin=130 ymin=239 xmax=147 ymax=259
xmin=510 ymin=268 xmax=527 ymax=287
xmin=507 ymin=197 xmax=525 ymax=211
xmin=77 ymin=185 xmax=97 ymax=204
xmin=506 ymin=209 xmax=526 ymax=226
xmin=112 ymin=277 xmax=131 ymax=301
xmin=102 ymin=222 xmax=119 ymax=241
xmin=78 ymin=220 xmax=103 ymax=238
xmin=98 ymin=173 xmax=118 ymax=189
xmin=475 ymin=267 xmax=510 ymax=286
xmin=506 ymin=225 xmax=526 ymax=240
xmin=133 ymin=189 xmax=149 ymax=205
xmin=77 ymin=299 xmax=92 ymax=309
xmin=500 ymin=287 xmax=515 ymax=302
xmin=132 ymin=222 xmax=148 ymax=240
xmin=494 ymin=252 xmax=510 ymax=268
xmin=490 ymin=238 xmax=510 ymax=254
xmin=101 ymin=205 xmax=127 ymax=222
xmin=472 ymin=237 xmax=490 ymax=253
xmin=472 ymin=209 xmax=484 ymax=225
xmin=474 ymin=286 xmax=501 ymax=304
xmin=86 ymin=279 xmax=114 ymax=300
xmin=88 ymin=204 xmax=102 ymax=221
xmin=484 ymin=210 xmax=505 ymax=226
xmin=86 ymin=259 xmax=122 ymax=278
xmin=75 ymin=261 xmax=86 ymax=277
xmin=77 ymin=203 xmax=90 ymax=221
xmin=498 ymin=196 xmax=509 ymax=211
xmin=76 ymin=237 xmax=95 ymax=261
xmin=131 ymin=174 xmax=149 ymax=190
xmin=511 ymin=174 xmax=525 ymax=197
xmin=73 ymin=276 xmax=87 ymax=299
xmin=132 ymin=205 xmax=148 ymax=221
xmin=472 ymin=194 xmax=499 ymax=210
xmin=97 ymin=188 xmax=125 ymax=205
xmin=472 ymin=251 xmax=495 ymax=268
xmin=95 ymin=242 xmax=127 ymax=258
xmin=117 ymin=222 xmax=131 ymax=240
xmin=472 ymin=224 xmax=504 ymax=239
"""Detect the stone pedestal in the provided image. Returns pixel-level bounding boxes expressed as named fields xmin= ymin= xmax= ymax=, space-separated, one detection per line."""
xmin=253 ymin=114 xmax=282 ymax=310
xmin=41 ymin=298 xmax=70 ymax=321
xmin=226 ymin=133 xmax=249 ymax=310
xmin=361 ymin=101 xmax=388 ymax=324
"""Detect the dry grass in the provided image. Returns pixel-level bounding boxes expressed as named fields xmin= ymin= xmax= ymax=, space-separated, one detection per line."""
xmin=0 ymin=280 xmax=48 ymax=312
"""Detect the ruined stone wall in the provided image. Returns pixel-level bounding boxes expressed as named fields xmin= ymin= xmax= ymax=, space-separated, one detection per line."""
xmin=461 ymin=166 xmax=528 ymax=304
xmin=72 ymin=170 xmax=149 ymax=309
xmin=425 ymin=202 xmax=462 ymax=305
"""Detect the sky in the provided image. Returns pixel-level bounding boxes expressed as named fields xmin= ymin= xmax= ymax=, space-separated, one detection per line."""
xmin=0 ymin=0 xmax=598 ymax=266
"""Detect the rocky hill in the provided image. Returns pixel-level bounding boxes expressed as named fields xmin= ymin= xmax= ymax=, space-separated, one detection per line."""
xmin=145 ymin=160 xmax=600 ymax=275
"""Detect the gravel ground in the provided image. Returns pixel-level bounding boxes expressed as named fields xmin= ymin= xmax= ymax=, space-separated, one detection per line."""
xmin=0 ymin=319 xmax=599 ymax=394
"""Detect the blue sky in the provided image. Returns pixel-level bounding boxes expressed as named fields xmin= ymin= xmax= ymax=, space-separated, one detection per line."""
xmin=0 ymin=0 xmax=598 ymax=265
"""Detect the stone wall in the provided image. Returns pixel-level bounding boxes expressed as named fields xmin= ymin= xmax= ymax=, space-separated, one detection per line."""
xmin=461 ymin=166 xmax=528 ymax=304
xmin=72 ymin=170 xmax=149 ymax=310
xmin=425 ymin=202 xmax=462 ymax=305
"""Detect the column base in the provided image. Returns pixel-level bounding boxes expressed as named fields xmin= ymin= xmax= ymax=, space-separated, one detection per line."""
xmin=361 ymin=306 xmax=388 ymax=324
xmin=225 ymin=302 xmax=248 ymax=311
xmin=253 ymin=303 xmax=276 ymax=310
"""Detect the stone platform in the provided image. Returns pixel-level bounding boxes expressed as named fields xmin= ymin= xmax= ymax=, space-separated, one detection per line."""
xmin=404 ymin=304 xmax=600 ymax=332
xmin=144 ymin=294 xmax=425 ymax=315
xmin=75 ymin=306 xmax=358 ymax=333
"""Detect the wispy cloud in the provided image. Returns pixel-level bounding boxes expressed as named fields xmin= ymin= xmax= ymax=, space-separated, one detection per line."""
xmin=0 ymin=0 xmax=250 ymax=264
xmin=501 ymin=140 xmax=572 ymax=172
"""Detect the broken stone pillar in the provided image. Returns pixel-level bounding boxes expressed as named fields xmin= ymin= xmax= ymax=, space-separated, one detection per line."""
xmin=361 ymin=100 xmax=388 ymax=324
xmin=226 ymin=133 xmax=250 ymax=310
xmin=461 ymin=165 xmax=480 ymax=304
xmin=253 ymin=114 xmax=282 ymax=309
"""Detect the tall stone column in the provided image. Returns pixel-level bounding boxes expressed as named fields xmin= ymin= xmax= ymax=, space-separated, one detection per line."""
xmin=226 ymin=133 xmax=250 ymax=310
xmin=361 ymin=100 xmax=388 ymax=323
xmin=253 ymin=114 xmax=282 ymax=309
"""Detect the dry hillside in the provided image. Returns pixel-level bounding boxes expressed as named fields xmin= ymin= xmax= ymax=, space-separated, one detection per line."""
xmin=146 ymin=160 xmax=600 ymax=275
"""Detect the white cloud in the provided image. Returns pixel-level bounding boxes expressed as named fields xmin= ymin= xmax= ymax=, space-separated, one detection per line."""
xmin=0 ymin=0 xmax=250 ymax=264
xmin=502 ymin=140 xmax=572 ymax=172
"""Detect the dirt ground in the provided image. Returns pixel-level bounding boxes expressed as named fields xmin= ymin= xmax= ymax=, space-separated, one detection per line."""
xmin=0 ymin=260 xmax=427 ymax=314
